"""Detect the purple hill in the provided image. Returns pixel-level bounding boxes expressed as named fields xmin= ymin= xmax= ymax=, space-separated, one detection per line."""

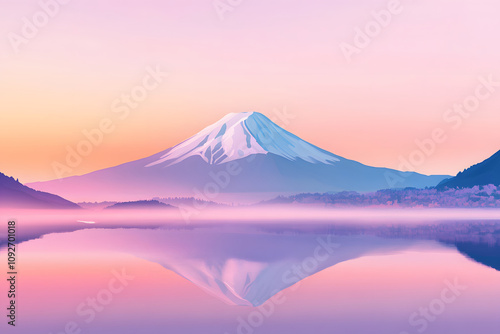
xmin=0 ymin=172 xmax=80 ymax=209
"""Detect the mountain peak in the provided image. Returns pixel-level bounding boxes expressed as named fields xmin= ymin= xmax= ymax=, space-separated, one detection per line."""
xmin=146 ymin=112 xmax=341 ymax=167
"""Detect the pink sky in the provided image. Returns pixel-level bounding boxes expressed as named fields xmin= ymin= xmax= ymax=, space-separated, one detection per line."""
xmin=1 ymin=0 xmax=500 ymax=182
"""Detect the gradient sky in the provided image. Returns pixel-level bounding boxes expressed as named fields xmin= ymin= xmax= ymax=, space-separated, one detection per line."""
xmin=1 ymin=0 xmax=500 ymax=182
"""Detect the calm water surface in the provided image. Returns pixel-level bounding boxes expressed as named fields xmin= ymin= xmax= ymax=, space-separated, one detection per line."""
xmin=1 ymin=218 xmax=499 ymax=334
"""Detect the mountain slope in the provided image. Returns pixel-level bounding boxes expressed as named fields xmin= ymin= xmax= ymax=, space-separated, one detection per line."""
xmin=0 ymin=172 xmax=80 ymax=209
xmin=438 ymin=150 xmax=500 ymax=189
xmin=28 ymin=112 xmax=450 ymax=202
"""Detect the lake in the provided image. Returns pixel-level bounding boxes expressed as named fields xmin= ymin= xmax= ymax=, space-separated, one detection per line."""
xmin=1 ymin=212 xmax=499 ymax=334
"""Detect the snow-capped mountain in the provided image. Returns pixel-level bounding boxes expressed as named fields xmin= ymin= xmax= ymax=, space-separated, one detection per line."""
xmin=146 ymin=112 xmax=340 ymax=167
xmin=28 ymin=112 xmax=450 ymax=202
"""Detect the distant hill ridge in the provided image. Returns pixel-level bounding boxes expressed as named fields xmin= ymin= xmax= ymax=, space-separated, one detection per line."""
xmin=438 ymin=150 xmax=500 ymax=189
xmin=105 ymin=200 xmax=176 ymax=210
xmin=0 ymin=172 xmax=80 ymax=209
